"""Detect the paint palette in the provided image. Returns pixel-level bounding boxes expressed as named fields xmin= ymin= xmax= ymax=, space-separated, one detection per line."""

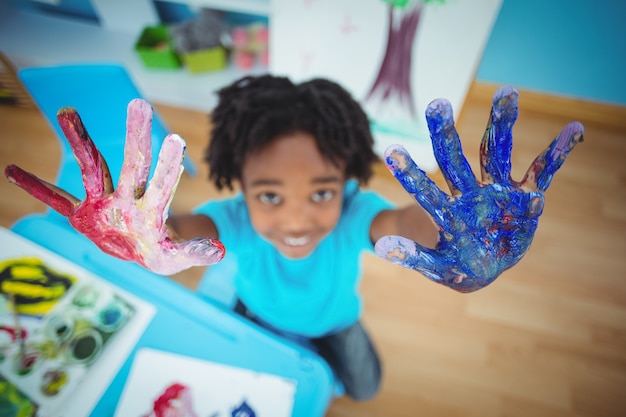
xmin=0 ymin=227 xmax=155 ymax=417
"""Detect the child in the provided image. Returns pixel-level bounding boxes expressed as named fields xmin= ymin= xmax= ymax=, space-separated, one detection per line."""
xmin=4 ymin=73 xmax=582 ymax=403
xmin=167 ymin=75 xmax=440 ymax=400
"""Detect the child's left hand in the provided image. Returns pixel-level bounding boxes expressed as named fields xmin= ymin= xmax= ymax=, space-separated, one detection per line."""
xmin=375 ymin=86 xmax=583 ymax=293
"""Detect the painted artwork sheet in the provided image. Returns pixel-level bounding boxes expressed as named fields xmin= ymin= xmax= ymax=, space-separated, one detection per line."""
xmin=270 ymin=0 xmax=503 ymax=172
xmin=115 ymin=348 xmax=296 ymax=417
xmin=0 ymin=227 xmax=155 ymax=417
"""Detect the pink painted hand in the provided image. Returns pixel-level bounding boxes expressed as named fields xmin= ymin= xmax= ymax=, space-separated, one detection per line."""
xmin=4 ymin=99 xmax=225 ymax=275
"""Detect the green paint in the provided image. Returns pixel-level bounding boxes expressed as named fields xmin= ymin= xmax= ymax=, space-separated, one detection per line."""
xmin=381 ymin=0 xmax=446 ymax=9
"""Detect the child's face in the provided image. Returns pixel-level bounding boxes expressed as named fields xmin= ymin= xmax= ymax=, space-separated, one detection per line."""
xmin=241 ymin=132 xmax=346 ymax=259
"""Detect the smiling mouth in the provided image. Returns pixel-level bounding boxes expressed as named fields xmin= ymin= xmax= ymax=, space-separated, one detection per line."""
xmin=284 ymin=236 xmax=311 ymax=247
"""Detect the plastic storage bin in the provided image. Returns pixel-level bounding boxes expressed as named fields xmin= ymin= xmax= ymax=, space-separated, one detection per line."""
xmin=181 ymin=46 xmax=227 ymax=73
xmin=134 ymin=26 xmax=181 ymax=69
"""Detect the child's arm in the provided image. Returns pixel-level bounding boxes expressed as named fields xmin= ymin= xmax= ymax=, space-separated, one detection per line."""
xmin=371 ymin=204 xmax=439 ymax=251
xmin=167 ymin=213 xmax=218 ymax=241
xmin=4 ymin=99 xmax=225 ymax=276
xmin=372 ymin=86 xmax=583 ymax=293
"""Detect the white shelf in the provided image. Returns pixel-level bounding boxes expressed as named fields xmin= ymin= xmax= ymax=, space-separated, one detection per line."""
xmin=0 ymin=3 xmax=268 ymax=112
xmin=166 ymin=0 xmax=270 ymax=15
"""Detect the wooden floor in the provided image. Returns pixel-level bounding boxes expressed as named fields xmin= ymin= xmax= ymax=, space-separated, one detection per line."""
xmin=1 ymin=82 xmax=625 ymax=417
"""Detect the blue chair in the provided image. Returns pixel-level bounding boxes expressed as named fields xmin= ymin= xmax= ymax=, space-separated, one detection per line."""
xmin=14 ymin=63 xmax=344 ymax=408
xmin=18 ymin=63 xmax=197 ymax=217
xmin=12 ymin=64 xmax=338 ymax=413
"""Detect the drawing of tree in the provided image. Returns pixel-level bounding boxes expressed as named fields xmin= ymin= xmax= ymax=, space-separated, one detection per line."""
xmin=365 ymin=0 xmax=445 ymax=126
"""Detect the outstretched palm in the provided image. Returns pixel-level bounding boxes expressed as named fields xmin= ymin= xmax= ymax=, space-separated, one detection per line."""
xmin=5 ymin=99 xmax=225 ymax=275
xmin=376 ymin=86 xmax=583 ymax=292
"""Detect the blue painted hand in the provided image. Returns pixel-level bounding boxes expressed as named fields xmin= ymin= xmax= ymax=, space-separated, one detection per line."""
xmin=375 ymin=86 xmax=583 ymax=293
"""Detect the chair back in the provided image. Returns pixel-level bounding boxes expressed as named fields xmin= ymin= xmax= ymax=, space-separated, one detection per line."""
xmin=18 ymin=63 xmax=195 ymax=210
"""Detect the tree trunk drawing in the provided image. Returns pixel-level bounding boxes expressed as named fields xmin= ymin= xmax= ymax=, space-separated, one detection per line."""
xmin=365 ymin=0 xmax=424 ymax=124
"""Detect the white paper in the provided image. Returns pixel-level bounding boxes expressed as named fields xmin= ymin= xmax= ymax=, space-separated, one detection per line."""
xmin=115 ymin=348 xmax=296 ymax=417
xmin=270 ymin=0 xmax=503 ymax=172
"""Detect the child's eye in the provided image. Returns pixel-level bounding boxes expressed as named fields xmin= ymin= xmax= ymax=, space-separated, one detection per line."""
xmin=311 ymin=190 xmax=335 ymax=203
xmin=258 ymin=192 xmax=282 ymax=205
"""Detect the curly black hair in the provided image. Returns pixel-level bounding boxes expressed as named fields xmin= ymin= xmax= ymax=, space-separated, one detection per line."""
xmin=206 ymin=74 xmax=379 ymax=191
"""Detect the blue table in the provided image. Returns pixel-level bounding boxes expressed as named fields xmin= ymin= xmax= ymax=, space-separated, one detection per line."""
xmin=9 ymin=215 xmax=335 ymax=416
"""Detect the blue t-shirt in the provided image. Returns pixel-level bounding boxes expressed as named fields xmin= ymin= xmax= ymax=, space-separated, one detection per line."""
xmin=194 ymin=180 xmax=394 ymax=337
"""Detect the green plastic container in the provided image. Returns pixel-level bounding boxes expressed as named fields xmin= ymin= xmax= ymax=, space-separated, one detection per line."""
xmin=134 ymin=26 xmax=181 ymax=69
xmin=182 ymin=46 xmax=227 ymax=73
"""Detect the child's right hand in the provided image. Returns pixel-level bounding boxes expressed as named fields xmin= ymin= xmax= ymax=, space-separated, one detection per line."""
xmin=4 ymin=99 xmax=225 ymax=275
